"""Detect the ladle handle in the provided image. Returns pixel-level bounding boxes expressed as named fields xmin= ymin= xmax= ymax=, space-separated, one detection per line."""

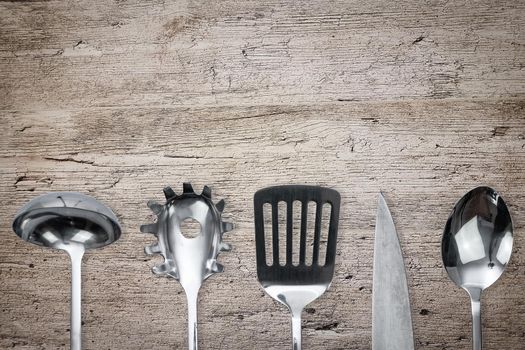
xmin=68 ymin=246 xmax=85 ymax=350
xmin=470 ymin=294 xmax=482 ymax=350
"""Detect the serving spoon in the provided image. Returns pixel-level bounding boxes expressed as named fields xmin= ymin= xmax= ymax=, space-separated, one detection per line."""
xmin=12 ymin=192 xmax=121 ymax=350
xmin=442 ymin=186 xmax=513 ymax=350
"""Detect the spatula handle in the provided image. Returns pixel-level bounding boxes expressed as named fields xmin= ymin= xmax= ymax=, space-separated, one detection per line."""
xmin=291 ymin=311 xmax=302 ymax=350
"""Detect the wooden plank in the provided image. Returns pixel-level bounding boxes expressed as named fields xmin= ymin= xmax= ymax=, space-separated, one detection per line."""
xmin=0 ymin=101 xmax=524 ymax=349
xmin=1 ymin=0 xmax=524 ymax=110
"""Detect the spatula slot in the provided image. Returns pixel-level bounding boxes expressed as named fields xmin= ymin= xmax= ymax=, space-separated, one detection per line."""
xmin=303 ymin=201 xmax=317 ymax=266
xmin=263 ymin=203 xmax=273 ymax=266
xmin=277 ymin=201 xmax=287 ymax=266
xmin=292 ymin=200 xmax=302 ymax=266
xmin=318 ymin=203 xmax=332 ymax=266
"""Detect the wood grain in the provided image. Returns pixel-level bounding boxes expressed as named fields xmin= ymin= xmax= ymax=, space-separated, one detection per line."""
xmin=0 ymin=0 xmax=524 ymax=349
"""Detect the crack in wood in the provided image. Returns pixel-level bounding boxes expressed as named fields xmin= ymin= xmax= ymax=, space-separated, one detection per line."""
xmin=43 ymin=156 xmax=95 ymax=165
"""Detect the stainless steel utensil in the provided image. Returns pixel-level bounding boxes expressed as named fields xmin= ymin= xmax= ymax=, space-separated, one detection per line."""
xmin=372 ymin=193 xmax=414 ymax=350
xmin=12 ymin=192 xmax=121 ymax=350
xmin=254 ymin=185 xmax=340 ymax=350
xmin=140 ymin=183 xmax=233 ymax=350
xmin=442 ymin=186 xmax=513 ymax=350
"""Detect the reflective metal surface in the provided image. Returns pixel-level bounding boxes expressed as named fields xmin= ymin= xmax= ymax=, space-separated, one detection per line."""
xmin=254 ymin=185 xmax=340 ymax=350
xmin=442 ymin=186 xmax=513 ymax=350
xmin=12 ymin=192 xmax=121 ymax=350
xmin=372 ymin=193 xmax=414 ymax=350
xmin=141 ymin=183 xmax=233 ymax=350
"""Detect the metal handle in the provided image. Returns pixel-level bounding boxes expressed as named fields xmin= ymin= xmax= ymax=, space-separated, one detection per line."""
xmin=470 ymin=296 xmax=482 ymax=350
xmin=291 ymin=310 xmax=302 ymax=350
xmin=67 ymin=245 xmax=85 ymax=350
xmin=186 ymin=290 xmax=199 ymax=350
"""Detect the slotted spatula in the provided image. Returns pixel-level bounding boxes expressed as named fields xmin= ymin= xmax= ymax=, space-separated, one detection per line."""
xmin=254 ymin=185 xmax=341 ymax=350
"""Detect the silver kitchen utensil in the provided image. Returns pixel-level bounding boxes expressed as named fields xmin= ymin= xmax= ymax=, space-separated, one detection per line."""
xmin=442 ymin=186 xmax=513 ymax=350
xmin=254 ymin=185 xmax=340 ymax=350
xmin=372 ymin=193 xmax=414 ymax=350
xmin=140 ymin=183 xmax=233 ymax=350
xmin=12 ymin=192 xmax=121 ymax=350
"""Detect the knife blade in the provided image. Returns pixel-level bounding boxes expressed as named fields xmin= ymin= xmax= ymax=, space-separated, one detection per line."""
xmin=372 ymin=193 xmax=414 ymax=350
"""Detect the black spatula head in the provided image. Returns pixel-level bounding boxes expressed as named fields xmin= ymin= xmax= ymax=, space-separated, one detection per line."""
xmin=254 ymin=185 xmax=341 ymax=285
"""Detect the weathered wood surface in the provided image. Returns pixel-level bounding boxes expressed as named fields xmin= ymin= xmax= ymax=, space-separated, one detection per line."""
xmin=0 ymin=0 xmax=524 ymax=349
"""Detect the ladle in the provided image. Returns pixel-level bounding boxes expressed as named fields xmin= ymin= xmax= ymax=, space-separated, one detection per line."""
xmin=12 ymin=192 xmax=121 ymax=350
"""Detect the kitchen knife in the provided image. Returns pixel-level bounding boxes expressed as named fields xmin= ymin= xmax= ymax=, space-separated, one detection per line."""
xmin=372 ymin=193 xmax=414 ymax=350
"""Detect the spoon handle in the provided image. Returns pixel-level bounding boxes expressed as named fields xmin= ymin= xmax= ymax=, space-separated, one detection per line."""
xmin=470 ymin=294 xmax=482 ymax=350
xmin=68 ymin=245 xmax=85 ymax=350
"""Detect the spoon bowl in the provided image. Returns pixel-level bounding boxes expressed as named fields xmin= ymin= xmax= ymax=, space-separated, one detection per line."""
xmin=12 ymin=192 xmax=121 ymax=350
xmin=442 ymin=186 xmax=513 ymax=350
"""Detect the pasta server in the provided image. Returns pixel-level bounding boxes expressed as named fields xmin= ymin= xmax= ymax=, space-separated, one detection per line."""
xmin=140 ymin=183 xmax=233 ymax=350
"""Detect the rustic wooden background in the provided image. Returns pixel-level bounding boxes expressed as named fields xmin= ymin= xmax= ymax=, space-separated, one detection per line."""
xmin=1 ymin=0 xmax=524 ymax=349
